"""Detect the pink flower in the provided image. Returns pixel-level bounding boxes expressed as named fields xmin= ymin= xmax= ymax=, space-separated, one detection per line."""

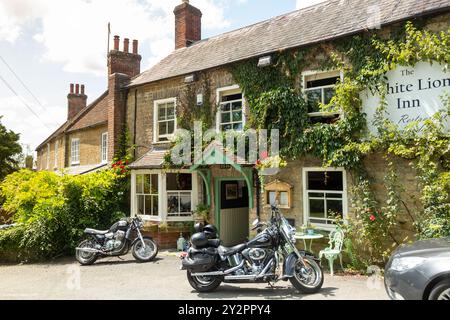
xmin=260 ymin=151 xmax=268 ymax=159
xmin=369 ymin=215 xmax=376 ymax=222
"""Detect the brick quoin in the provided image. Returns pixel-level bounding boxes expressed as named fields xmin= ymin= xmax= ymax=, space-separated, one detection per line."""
xmin=174 ymin=0 xmax=202 ymax=49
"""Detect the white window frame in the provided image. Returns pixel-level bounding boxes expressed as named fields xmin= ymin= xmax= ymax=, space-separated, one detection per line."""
xmin=101 ymin=132 xmax=108 ymax=163
xmin=216 ymin=85 xmax=246 ymax=132
xmin=131 ymin=169 xmax=198 ymax=222
xmin=46 ymin=143 xmax=50 ymax=170
xmin=302 ymin=70 xmax=343 ymax=117
xmin=54 ymin=140 xmax=59 ymax=169
xmin=71 ymin=138 xmax=80 ymax=165
xmin=153 ymin=97 xmax=177 ymax=143
xmin=302 ymin=167 xmax=348 ymax=231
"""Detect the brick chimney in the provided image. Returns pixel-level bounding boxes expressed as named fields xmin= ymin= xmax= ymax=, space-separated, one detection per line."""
xmin=174 ymin=0 xmax=202 ymax=49
xmin=107 ymin=35 xmax=142 ymax=77
xmin=67 ymin=83 xmax=87 ymax=120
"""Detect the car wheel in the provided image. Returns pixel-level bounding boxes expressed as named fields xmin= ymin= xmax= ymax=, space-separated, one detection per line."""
xmin=429 ymin=280 xmax=450 ymax=300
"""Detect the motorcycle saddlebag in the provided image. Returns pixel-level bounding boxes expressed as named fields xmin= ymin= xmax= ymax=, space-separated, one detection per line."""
xmin=182 ymin=253 xmax=216 ymax=273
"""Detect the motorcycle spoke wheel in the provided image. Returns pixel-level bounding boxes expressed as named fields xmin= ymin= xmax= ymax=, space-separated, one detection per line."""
xmin=293 ymin=258 xmax=323 ymax=289
xmin=132 ymin=238 xmax=157 ymax=261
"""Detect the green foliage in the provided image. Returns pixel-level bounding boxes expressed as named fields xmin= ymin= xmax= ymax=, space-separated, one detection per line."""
xmin=0 ymin=169 xmax=128 ymax=262
xmin=0 ymin=116 xmax=22 ymax=181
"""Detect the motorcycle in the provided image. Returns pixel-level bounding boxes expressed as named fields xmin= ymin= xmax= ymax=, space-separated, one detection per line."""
xmin=180 ymin=205 xmax=324 ymax=293
xmin=75 ymin=217 xmax=158 ymax=265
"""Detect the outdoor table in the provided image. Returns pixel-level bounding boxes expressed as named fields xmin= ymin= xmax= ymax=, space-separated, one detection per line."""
xmin=294 ymin=233 xmax=324 ymax=253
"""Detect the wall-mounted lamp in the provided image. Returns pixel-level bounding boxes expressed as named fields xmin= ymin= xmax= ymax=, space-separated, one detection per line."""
xmin=257 ymin=55 xmax=273 ymax=67
xmin=196 ymin=93 xmax=203 ymax=106
xmin=184 ymin=74 xmax=196 ymax=83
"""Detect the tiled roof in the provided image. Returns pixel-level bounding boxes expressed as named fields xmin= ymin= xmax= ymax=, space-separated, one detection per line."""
xmin=63 ymin=163 xmax=108 ymax=175
xmin=129 ymin=147 xmax=168 ymax=169
xmin=129 ymin=0 xmax=450 ymax=87
xmin=36 ymin=91 xmax=109 ymax=150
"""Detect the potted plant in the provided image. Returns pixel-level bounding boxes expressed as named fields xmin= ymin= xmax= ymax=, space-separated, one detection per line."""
xmin=193 ymin=204 xmax=210 ymax=224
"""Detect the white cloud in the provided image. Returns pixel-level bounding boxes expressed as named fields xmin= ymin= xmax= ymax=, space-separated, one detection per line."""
xmin=296 ymin=0 xmax=328 ymax=9
xmin=0 ymin=95 xmax=65 ymax=151
xmin=0 ymin=0 xmax=230 ymax=76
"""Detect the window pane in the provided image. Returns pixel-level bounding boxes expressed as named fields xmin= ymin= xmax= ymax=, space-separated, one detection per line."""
xmin=159 ymin=122 xmax=167 ymax=135
xmin=143 ymin=175 xmax=151 ymax=194
xmin=167 ymin=194 xmax=179 ymax=213
xmin=307 ymin=171 xmax=343 ymax=191
xmin=326 ymin=193 xmax=342 ymax=199
xmin=306 ymin=89 xmax=321 ymax=113
xmin=167 ymin=120 xmax=175 ymax=134
xmin=137 ymin=195 xmax=144 ymax=215
xmin=233 ymin=123 xmax=243 ymax=131
xmin=324 ymin=87 xmax=336 ymax=104
xmin=231 ymin=101 xmax=242 ymax=110
xmin=145 ymin=195 xmax=152 ymax=215
xmin=309 ymin=199 xmax=325 ymax=218
xmin=327 ymin=199 xmax=343 ymax=217
xmin=136 ymin=175 xmax=143 ymax=193
xmin=220 ymin=103 xmax=231 ymax=112
xmin=309 ymin=192 xmax=324 ymax=198
xmin=180 ymin=194 xmax=192 ymax=213
xmin=221 ymin=112 xmax=231 ymax=123
xmin=151 ymin=175 xmax=158 ymax=194
xmin=268 ymin=191 xmax=276 ymax=205
xmin=280 ymin=192 xmax=288 ymax=206
xmin=166 ymin=173 xmax=192 ymax=190
xmin=221 ymin=93 xmax=242 ymax=102
xmin=306 ymin=76 xmax=339 ymax=88
xmin=166 ymin=104 xmax=175 ymax=118
xmin=222 ymin=124 xmax=232 ymax=131
xmin=158 ymin=105 xmax=166 ymax=120
xmin=232 ymin=111 xmax=242 ymax=122
xmin=152 ymin=195 xmax=159 ymax=215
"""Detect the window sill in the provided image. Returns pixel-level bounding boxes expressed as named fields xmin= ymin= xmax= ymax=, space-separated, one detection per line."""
xmin=71 ymin=162 xmax=80 ymax=166
xmin=307 ymin=111 xmax=341 ymax=118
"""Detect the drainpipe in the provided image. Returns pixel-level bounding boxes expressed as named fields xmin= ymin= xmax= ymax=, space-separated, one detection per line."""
xmin=254 ymin=168 xmax=261 ymax=219
xmin=133 ymin=89 xmax=137 ymax=159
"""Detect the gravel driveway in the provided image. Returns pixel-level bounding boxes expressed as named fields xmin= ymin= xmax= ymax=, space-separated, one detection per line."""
xmin=0 ymin=252 xmax=388 ymax=300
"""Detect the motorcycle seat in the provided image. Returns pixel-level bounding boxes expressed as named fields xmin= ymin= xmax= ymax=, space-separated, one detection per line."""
xmin=218 ymin=243 xmax=247 ymax=257
xmin=84 ymin=228 xmax=110 ymax=235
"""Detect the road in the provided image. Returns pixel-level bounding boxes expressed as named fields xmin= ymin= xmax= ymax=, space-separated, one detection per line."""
xmin=0 ymin=252 xmax=388 ymax=300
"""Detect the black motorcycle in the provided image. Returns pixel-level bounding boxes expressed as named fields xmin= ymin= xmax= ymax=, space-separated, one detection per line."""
xmin=181 ymin=205 xmax=324 ymax=293
xmin=75 ymin=217 xmax=158 ymax=265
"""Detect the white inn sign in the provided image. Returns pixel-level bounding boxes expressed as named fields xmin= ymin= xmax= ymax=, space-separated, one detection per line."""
xmin=362 ymin=62 xmax=450 ymax=133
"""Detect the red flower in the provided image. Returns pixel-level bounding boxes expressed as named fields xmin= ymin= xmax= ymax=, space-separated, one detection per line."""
xmin=255 ymin=160 xmax=261 ymax=166
xmin=125 ymin=160 xmax=129 ymax=164
xmin=117 ymin=160 xmax=122 ymax=165
xmin=120 ymin=165 xmax=125 ymax=169
xmin=369 ymin=215 xmax=376 ymax=222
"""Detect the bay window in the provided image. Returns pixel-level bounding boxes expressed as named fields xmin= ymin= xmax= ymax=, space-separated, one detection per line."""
xmin=302 ymin=168 xmax=347 ymax=229
xmin=132 ymin=170 xmax=197 ymax=222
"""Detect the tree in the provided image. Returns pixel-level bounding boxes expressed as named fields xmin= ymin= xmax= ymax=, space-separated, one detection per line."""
xmin=0 ymin=116 xmax=22 ymax=181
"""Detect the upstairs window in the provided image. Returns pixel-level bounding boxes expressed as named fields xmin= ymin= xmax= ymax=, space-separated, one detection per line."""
xmin=101 ymin=132 xmax=108 ymax=163
xmin=46 ymin=143 xmax=50 ymax=170
xmin=71 ymin=138 xmax=80 ymax=165
xmin=154 ymin=98 xmax=176 ymax=142
xmin=54 ymin=140 xmax=59 ymax=169
xmin=217 ymin=85 xmax=244 ymax=132
xmin=303 ymin=70 xmax=342 ymax=117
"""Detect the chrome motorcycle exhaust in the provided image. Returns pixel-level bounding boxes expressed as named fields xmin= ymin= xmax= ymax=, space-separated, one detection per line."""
xmin=191 ymin=260 xmax=245 ymax=277
xmin=223 ymin=259 xmax=274 ymax=281
xmin=75 ymin=247 xmax=102 ymax=253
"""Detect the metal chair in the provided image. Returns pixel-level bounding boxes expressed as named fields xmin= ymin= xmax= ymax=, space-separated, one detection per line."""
xmin=319 ymin=228 xmax=344 ymax=276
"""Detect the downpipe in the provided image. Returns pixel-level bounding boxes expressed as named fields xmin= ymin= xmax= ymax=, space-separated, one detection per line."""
xmin=191 ymin=260 xmax=245 ymax=277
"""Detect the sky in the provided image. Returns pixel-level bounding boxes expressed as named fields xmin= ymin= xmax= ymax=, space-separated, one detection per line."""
xmin=0 ymin=0 xmax=327 ymax=155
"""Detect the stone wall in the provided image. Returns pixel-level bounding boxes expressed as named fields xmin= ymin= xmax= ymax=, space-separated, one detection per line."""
xmin=66 ymin=125 xmax=108 ymax=167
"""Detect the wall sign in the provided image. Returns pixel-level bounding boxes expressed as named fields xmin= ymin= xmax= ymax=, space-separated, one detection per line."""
xmin=361 ymin=62 xmax=449 ymax=134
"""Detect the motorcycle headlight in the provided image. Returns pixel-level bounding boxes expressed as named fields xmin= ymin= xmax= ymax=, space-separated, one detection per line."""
xmin=390 ymin=257 xmax=426 ymax=272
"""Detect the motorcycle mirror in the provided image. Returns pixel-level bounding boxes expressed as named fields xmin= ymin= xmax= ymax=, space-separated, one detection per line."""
xmin=251 ymin=219 xmax=260 ymax=227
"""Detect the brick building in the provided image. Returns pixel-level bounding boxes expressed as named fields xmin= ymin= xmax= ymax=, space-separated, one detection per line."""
xmin=35 ymin=36 xmax=141 ymax=174
xmin=35 ymin=0 xmax=450 ymax=247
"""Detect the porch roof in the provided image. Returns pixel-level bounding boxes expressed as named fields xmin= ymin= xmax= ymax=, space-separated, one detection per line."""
xmin=129 ymin=147 xmax=168 ymax=169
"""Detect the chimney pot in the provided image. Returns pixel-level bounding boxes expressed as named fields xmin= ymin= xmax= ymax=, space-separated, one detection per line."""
xmin=80 ymin=84 xmax=85 ymax=95
xmin=124 ymin=38 xmax=129 ymax=53
xmin=113 ymin=35 xmax=120 ymax=50
xmin=70 ymin=83 xmax=74 ymax=94
xmin=132 ymin=40 xmax=138 ymax=54
xmin=75 ymin=84 xmax=80 ymax=94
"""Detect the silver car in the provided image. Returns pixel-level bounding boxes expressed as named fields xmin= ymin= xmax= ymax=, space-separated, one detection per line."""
xmin=384 ymin=237 xmax=450 ymax=300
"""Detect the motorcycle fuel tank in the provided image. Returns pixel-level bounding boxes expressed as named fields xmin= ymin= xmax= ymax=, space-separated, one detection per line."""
xmin=247 ymin=231 xmax=272 ymax=248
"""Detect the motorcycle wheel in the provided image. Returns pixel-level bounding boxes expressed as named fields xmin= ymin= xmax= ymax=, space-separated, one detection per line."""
xmin=187 ymin=270 xmax=222 ymax=292
xmin=132 ymin=237 xmax=158 ymax=262
xmin=290 ymin=257 xmax=324 ymax=294
xmin=75 ymin=240 xmax=98 ymax=265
